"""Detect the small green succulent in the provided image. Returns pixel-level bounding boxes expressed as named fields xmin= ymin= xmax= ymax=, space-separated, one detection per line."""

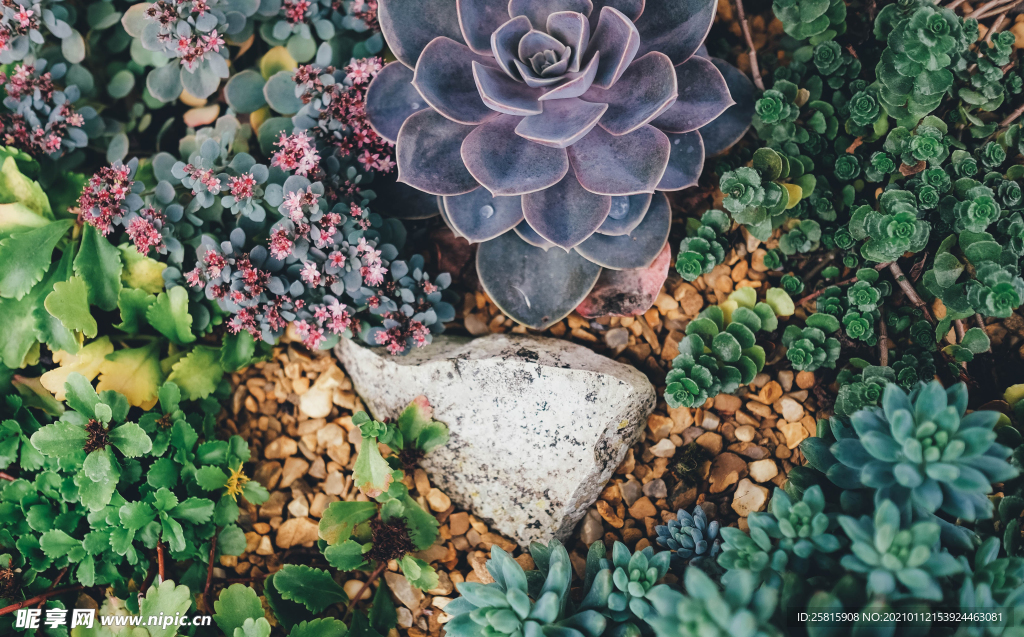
xmin=966 ymin=262 xmax=1024 ymax=318
xmin=445 ymin=544 xmax=606 ymax=637
xmin=676 ymin=210 xmax=731 ymax=282
xmin=782 ymin=325 xmax=841 ymax=372
xmin=848 ymin=190 xmax=930 ymax=262
xmin=834 ymin=365 xmax=896 ymax=418
xmin=655 ymin=506 xmax=722 ymax=566
xmin=829 ymin=381 xmax=1017 ymax=521
xmin=749 ymin=486 xmax=842 ymax=568
xmin=837 ymin=499 xmax=962 ymax=600
xmin=779 ymin=219 xmax=822 ymax=255
xmin=773 ymin=0 xmax=846 ymax=43
xmin=953 ymin=185 xmax=1002 ymax=234
xmin=599 ymin=542 xmax=672 ymax=627
xmin=646 ymin=567 xmax=782 ymax=637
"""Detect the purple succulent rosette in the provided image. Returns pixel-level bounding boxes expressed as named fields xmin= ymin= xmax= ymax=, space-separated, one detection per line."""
xmin=364 ymin=0 xmax=752 ymax=328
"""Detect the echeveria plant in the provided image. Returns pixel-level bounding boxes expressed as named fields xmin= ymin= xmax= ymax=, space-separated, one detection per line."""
xmin=362 ymin=0 xmax=753 ymax=327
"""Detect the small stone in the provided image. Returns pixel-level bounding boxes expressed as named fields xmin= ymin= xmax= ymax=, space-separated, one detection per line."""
xmin=309 ymin=493 xmax=337 ymax=518
xmin=628 ymin=496 xmax=657 ymax=519
xmin=299 ymin=389 xmax=333 ymax=419
xmin=747 ymin=401 xmax=773 ymax=418
xmin=650 ymin=438 xmax=676 ymax=458
xmin=481 ymin=533 xmax=516 ymax=552
xmin=323 ymin=471 xmax=346 ymax=496
xmin=778 ymin=397 xmax=805 ymax=422
xmin=385 ymin=571 xmax=425 ymax=610
xmin=308 ymin=457 xmax=327 ymax=480
xmin=344 ymin=580 xmax=373 ymax=601
xmin=699 ymin=411 xmax=720 ymax=431
xmin=413 ymin=468 xmax=432 ymax=496
xmin=619 ymin=479 xmax=642 ymax=506
xmin=777 ymin=371 xmax=794 ymax=392
xmin=513 ymin=554 xmax=535 ymax=572
xmin=280 ymin=457 xmax=309 ymax=489
xmin=734 ymin=425 xmax=756 ymax=442
xmin=259 ymin=491 xmax=287 ymax=519
xmin=256 ymin=535 xmax=274 ymax=556
xmin=596 ymin=500 xmax=624 ymax=528
xmin=275 ymin=517 xmax=320 ymax=549
xmin=695 ymin=432 xmax=723 ymax=455
xmin=748 ymin=459 xmax=779 ymax=483
xmin=426 ymin=488 xmax=452 ymax=512
xmin=758 ymin=381 xmax=783 ymax=405
xmin=287 ymin=497 xmax=310 ymax=518
xmin=708 ymin=453 xmax=748 ymax=494
xmin=464 ymin=314 xmax=490 ymax=336
xmin=253 ymin=461 xmax=282 ymax=490
xmin=264 ymin=437 xmax=298 ymax=460
xmin=428 ymin=571 xmax=454 ymax=596
xmin=642 ymin=479 xmax=667 ymax=499
xmin=713 ymin=394 xmax=742 ymax=413
xmin=316 ymin=423 xmax=346 ymax=449
xmin=729 ymin=442 xmax=768 ymax=460
xmin=467 ymin=551 xmax=495 ymax=584
xmin=731 ymin=479 xmax=769 ymax=516
xmin=604 ymin=327 xmax=629 ymax=348
xmin=449 ymin=512 xmax=470 ymax=536
xmin=778 ymin=421 xmax=810 ymax=449
xmin=336 ymin=333 xmax=655 ymax=546
xmin=580 ymin=513 xmax=604 ymax=545
xmin=796 ymin=371 xmax=816 ymax=389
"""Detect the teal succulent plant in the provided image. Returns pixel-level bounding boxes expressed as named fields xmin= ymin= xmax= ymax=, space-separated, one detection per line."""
xmin=646 ymin=567 xmax=782 ymax=637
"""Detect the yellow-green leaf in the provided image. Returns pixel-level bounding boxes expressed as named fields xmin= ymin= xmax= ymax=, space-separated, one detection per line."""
xmin=119 ymin=244 xmax=167 ymax=293
xmin=45 ymin=276 xmax=98 ymax=338
xmin=41 ymin=336 xmax=114 ymax=401
xmin=167 ymin=345 xmax=223 ymax=400
xmin=97 ymin=343 xmax=163 ymax=409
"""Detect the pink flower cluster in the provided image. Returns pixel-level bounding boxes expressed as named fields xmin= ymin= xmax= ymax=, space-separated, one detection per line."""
xmin=0 ymin=2 xmax=37 ymax=53
xmin=374 ymin=314 xmax=431 ymax=355
xmin=294 ymin=58 xmax=395 ymax=174
xmin=77 ymin=164 xmax=135 ymax=235
xmin=0 ymin=65 xmax=84 ymax=157
xmin=347 ymin=0 xmax=378 ymax=31
xmin=282 ymin=0 xmax=312 ymax=23
xmin=271 ymin=130 xmax=320 ymax=177
xmin=183 ymin=163 xmax=222 ymax=193
xmin=126 ymin=207 xmax=167 ymax=255
xmin=356 ymin=237 xmax=387 ymax=286
xmin=228 ymin=173 xmax=257 ymax=200
xmin=146 ymin=0 xmax=225 ymax=70
xmin=294 ymin=297 xmax=357 ymax=349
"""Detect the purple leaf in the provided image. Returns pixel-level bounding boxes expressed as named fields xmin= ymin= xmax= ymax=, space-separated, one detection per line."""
xmin=379 ymin=0 xmax=467 ymax=67
xmin=634 ymin=0 xmax=716 ymax=65
xmin=597 ymin=193 xmax=652 ymax=236
xmin=577 ymin=241 xmax=670 ymax=318
xmin=698 ymin=58 xmax=755 ymax=156
xmin=474 ymin=61 xmax=544 ymax=116
xmin=476 ymin=230 xmax=602 ymax=329
xmin=590 ymin=0 xmax=645 ymax=25
xmin=522 ymin=166 xmax=611 ymax=248
xmin=651 ymin=55 xmax=732 ymax=133
xmin=568 ymin=124 xmax=669 ymax=195
xmin=515 ymin=98 xmax=608 ymax=148
xmin=413 ymin=37 xmax=498 ymax=125
xmin=396 ymin=109 xmax=480 ymax=195
xmin=547 ymin=11 xmax=590 ymax=72
xmin=586 ymin=6 xmax=640 ymax=89
xmin=372 ymin=173 xmax=444 ymax=219
xmin=575 ymin=191 xmax=670 ymax=269
xmin=365 ymin=61 xmax=426 ymax=144
xmin=514 ymin=58 xmax=569 ymax=87
xmin=515 ymin=218 xmax=555 ymax=248
xmin=509 ymin=0 xmax=594 ymax=29
xmin=539 ymin=51 xmax=600 ymax=100
xmin=519 ymin=30 xmax=568 ymax=62
xmin=657 ymin=130 xmax=704 ymax=190
xmin=585 ymin=51 xmax=676 ymax=135
xmin=457 ymin=0 xmax=511 ymax=55
xmin=492 ymin=15 xmax=532 ymax=79
xmin=443 ymin=188 xmax=525 ymax=241
xmin=461 ymin=114 xmax=570 ymax=195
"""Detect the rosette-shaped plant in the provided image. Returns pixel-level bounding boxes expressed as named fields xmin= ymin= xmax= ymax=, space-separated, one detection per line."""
xmin=646 ymin=567 xmax=781 ymax=637
xmin=675 ymin=209 xmax=730 ymax=282
xmin=848 ymin=190 xmax=930 ymax=263
xmin=875 ymin=0 xmax=970 ymax=126
xmin=782 ymin=325 xmax=840 ymax=372
xmin=827 ymin=381 xmax=1017 ymax=521
xmin=655 ymin=506 xmax=721 ymax=565
xmin=748 ymin=486 xmax=841 ymax=567
xmin=837 ymin=500 xmax=961 ymax=600
xmin=597 ymin=542 xmax=671 ymax=626
xmin=363 ymin=0 xmax=753 ymax=327
xmin=772 ymin=0 xmax=846 ymax=44
xmin=445 ymin=543 xmax=607 ymax=637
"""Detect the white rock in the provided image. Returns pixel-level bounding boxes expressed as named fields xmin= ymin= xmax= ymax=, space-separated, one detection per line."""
xmin=748 ymin=459 xmax=779 ymax=483
xmin=734 ymin=425 xmax=756 ymax=442
xmin=650 ymin=438 xmax=676 ymax=458
xmin=778 ymin=397 xmax=805 ymax=422
xmin=731 ymin=478 xmax=769 ymax=516
xmin=335 ymin=334 xmax=655 ymax=546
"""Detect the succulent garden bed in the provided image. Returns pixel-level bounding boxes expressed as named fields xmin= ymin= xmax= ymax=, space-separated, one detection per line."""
xmin=3 ymin=0 xmax=1024 ymax=636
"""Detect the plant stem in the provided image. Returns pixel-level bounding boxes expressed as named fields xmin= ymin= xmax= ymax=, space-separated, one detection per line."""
xmin=802 ymin=250 xmax=837 ymax=280
xmin=204 ymin=534 xmax=218 ymax=614
xmin=157 ymin=543 xmax=166 ymax=582
xmin=796 ymin=275 xmax=858 ymax=306
xmin=36 ymin=568 xmax=68 ymax=609
xmin=945 ymin=0 xmax=970 ymax=9
xmin=888 ymin=262 xmax=935 ymax=324
xmin=0 ymin=586 xmax=84 ymax=617
xmin=1000 ymin=100 xmax=1024 ymax=127
xmin=734 ymin=0 xmax=765 ymax=91
xmin=0 ymin=472 xmax=15 ymax=481
xmin=342 ymin=562 xmax=387 ymax=622
xmin=973 ymin=313 xmax=986 ymax=331
xmin=967 ymin=0 xmax=1016 ymax=17
xmin=954 ymin=319 xmax=966 ymax=343
xmin=878 ymin=310 xmax=889 ymax=367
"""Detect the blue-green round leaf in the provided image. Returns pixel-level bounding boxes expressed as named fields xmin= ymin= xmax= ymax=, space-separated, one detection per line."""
xmin=146 ymin=63 xmax=182 ymax=103
xmin=712 ymin=332 xmax=742 ymax=362
xmin=225 ymin=69 xmax=267 ymax=113
xmin=264 ymin=71 xmax=303 ymax=114
xmin=107 ymin=70 xmax=136 ymax=99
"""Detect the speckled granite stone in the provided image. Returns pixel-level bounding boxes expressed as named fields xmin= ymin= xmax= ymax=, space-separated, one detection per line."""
xmin=334 ymin=334 xmax=655 ymax=546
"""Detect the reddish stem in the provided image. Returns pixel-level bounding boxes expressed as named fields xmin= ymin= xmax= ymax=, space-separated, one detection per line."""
xmin=157 ymin=543 xmax=166 ymax=582
xmin=0 ymin=472 xmax=15 ymax=481
xmin=0 ymin=586 xmax=84 ymax=617
xmin=796 ymin=275 xmax=859 ymax=306
xmin=342 ymin=562 xmax=387 ymax=622
xmin=889 ymin=262 xmax=935 ymax=325
xmin=204 ymin=534 xmax=218 ymax=614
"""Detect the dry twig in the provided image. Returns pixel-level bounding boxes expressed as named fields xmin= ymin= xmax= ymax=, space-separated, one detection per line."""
xmin=734 ymin=0 xmax=765 ymax=91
